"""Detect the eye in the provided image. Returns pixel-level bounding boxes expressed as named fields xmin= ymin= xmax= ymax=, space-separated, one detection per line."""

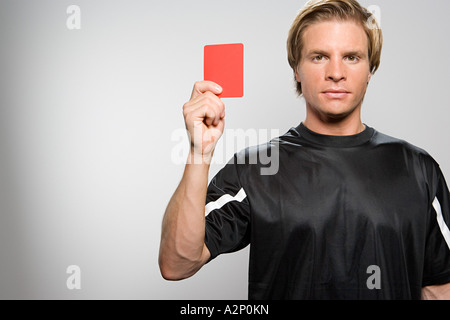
xmin=312 ymin=55 xmax=325 ymax=62
xmin=346 ymin=55 xmax=360 ymax=63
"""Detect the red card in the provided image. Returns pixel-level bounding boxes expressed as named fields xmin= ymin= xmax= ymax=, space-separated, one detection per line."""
xmin=204 ymin=43 xmax=244 ymax=98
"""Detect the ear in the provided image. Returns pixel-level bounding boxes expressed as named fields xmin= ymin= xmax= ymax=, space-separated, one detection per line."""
xmin=367 ymin=72 xmax=372 ymax=84
xmin=295 ymin=68 xmax=301 ymax=83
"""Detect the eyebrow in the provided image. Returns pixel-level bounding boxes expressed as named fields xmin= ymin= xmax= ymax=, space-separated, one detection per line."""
xmin=306 ymin=49 xmax=367 ymax=58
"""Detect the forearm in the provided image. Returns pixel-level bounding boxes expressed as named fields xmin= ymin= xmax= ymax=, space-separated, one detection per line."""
xmin=159 ymin=152 xmax=211 ymax=280
xmin=160 ymin=81 xmax=224 ymax=280
xmin=422 ymin=283 xmax=450 ymax=300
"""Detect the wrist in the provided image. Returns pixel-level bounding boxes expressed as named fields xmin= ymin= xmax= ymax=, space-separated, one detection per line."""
xmin=187 ymin=149 xmax=214 ymax=166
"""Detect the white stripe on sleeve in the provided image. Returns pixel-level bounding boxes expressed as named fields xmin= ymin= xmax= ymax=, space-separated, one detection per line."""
xmin=205 ymin=188 xmax=247 ymax=216
xmin=433 ymin=196 xmax=450 ymax=251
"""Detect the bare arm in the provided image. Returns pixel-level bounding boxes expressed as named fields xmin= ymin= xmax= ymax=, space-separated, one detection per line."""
xmin=159 ymin=159 xmax=211 ymax=280
xmin=422 ymin=283 xmax=450 ymax=300
xmin=159 ymin=81 xmax=225 ymax=280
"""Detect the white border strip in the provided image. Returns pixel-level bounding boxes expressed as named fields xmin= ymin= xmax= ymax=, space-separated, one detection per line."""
xmin=433 ymin=196 xmax=450 ymax=251
xmin=205 ymin=188 xmax=247 ymax=216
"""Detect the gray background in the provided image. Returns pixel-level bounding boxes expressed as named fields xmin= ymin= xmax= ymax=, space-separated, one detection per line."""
xmin=0 ymin=0 xmax=449 ymax=299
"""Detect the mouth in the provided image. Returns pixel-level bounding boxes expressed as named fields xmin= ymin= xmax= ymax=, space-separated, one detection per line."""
xmin=322 ymin=89 xmax=350 ymax=99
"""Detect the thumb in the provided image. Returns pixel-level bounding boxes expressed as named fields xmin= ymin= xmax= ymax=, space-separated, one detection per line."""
xmin=190 ymin=81 xmax=223 ymax=99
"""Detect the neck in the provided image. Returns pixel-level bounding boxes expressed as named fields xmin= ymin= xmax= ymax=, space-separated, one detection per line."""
xmin=303 ymin=105 xmax=365 ymax=136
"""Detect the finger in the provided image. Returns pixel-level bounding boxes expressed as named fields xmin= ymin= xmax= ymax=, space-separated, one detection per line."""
xmin=187 ymin=90 xmax=223 ymax=109
xmin=200 ymin=91 xmax=225 ymax=120
xmin=202 ymin=105 xmax=221 ymax=127
xmin=206 ymin=101 xmax=224 ymax=127
xmin=190 ymin=81 xmax=223 ymax=100
xmin=188 ymin=93 xmax=224 ymax=124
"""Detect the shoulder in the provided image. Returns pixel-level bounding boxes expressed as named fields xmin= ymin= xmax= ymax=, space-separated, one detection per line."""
xmin=372 ymin=130 xmax=442 ymax=181
xmin=372 ymin=130 xmax=435 ymax=161
xmin=233 ymin=126 xmax=297 ymax=164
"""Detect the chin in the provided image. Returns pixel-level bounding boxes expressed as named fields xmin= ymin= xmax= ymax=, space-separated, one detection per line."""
xmin=323 ymin=111 xmax=354 ymax=121
xmin=317 ymin=104 xmax=359 ymax=121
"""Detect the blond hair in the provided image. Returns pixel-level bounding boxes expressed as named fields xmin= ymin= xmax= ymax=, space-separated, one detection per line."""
xmin=287 ymin=0 xmax=383 ymax=96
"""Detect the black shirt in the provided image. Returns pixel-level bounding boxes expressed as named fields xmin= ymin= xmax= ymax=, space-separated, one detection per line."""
xmin=204 ymin=123 xmax=450 ymax=300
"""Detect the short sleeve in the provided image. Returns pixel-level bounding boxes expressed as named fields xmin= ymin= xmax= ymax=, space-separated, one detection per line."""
xmin=204 ymin=155 xmax=251 ymax=261
xmin=423 ymin=167 xmax=450 ymax=286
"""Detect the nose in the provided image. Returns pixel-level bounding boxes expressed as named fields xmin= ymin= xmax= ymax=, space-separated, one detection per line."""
xmin=326 ymin=58 xmax=346 ymax=82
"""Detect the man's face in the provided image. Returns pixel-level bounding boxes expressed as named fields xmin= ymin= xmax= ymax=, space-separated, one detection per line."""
xmin=296 ymin=19 xmax=372 ymax=121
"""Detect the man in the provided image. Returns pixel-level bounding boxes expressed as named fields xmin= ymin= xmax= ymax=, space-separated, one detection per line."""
xmin=159 ymin=0 xmax=450 ymax=299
